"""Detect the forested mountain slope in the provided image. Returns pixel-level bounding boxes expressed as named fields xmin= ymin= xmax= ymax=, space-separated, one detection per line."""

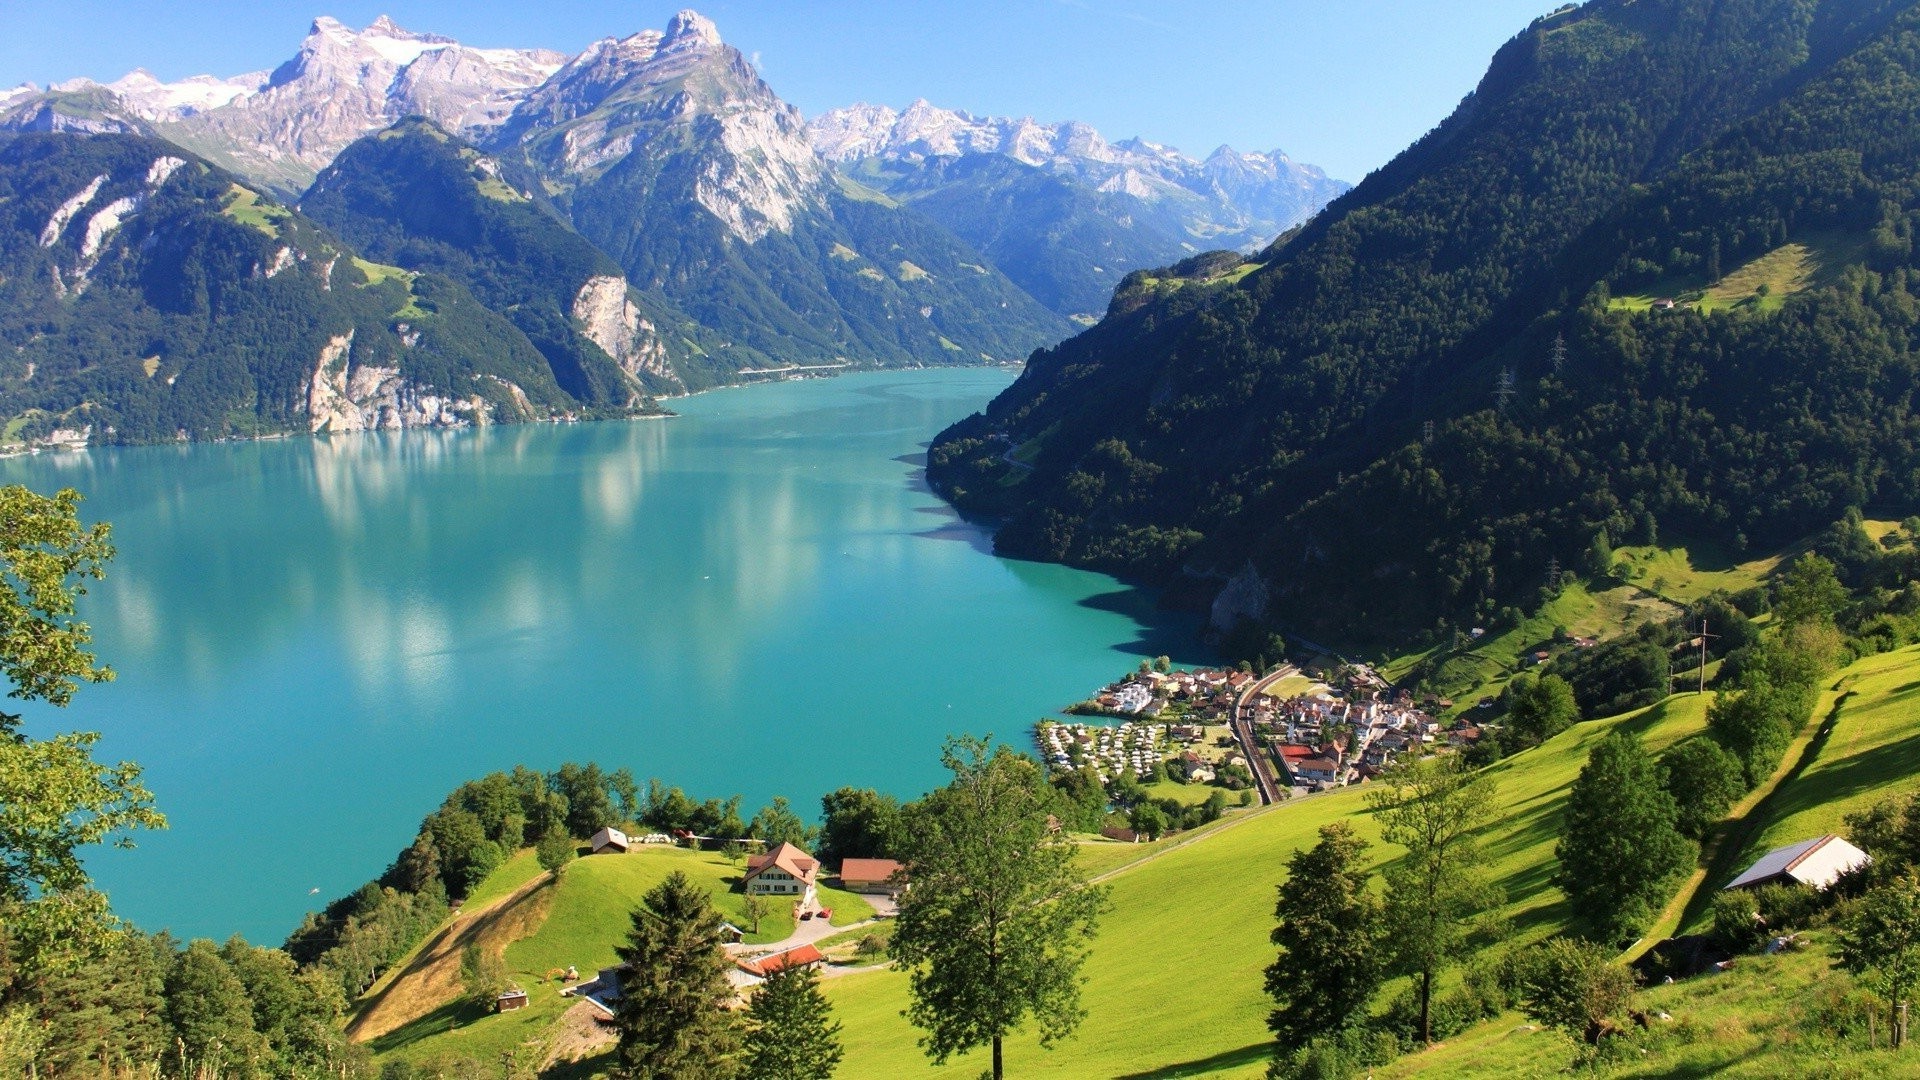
xmin=0 ymin=132 xmax=619 ymax=444
xmin=302 ymin=119 xmax=725 ymax=398
xmin=929 ymin=0 xmax=1920 ymax=646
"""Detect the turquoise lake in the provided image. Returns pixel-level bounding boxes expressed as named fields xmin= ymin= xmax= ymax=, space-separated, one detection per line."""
xmin=3 ymin=368 xmax=1204 ymax=944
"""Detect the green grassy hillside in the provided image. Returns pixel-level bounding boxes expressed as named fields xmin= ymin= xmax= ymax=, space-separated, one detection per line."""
xmin=819 ymin=695 xmax=1714 ymax=1079
xmin=1372 ymin=643 xmax=1920 ymax=1078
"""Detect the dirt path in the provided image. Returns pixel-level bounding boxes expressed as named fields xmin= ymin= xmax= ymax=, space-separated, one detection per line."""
xmin=346 ymin=872 xmax=557 ymax=1043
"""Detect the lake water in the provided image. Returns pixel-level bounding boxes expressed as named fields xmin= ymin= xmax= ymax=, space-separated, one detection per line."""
xmin=4 ymin=369 xmax=1204 ymax=944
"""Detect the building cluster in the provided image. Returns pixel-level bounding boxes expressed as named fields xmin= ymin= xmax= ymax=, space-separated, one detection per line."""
xmin=1084 ymin=667 xmax=1257 ymax=720
xmin=1249 ymin=685 xmax=1478 ymax=793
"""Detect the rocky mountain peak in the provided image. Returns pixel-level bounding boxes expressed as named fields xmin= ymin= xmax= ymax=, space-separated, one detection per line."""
xmin=662 ymin=10 xmax=724 ymax=52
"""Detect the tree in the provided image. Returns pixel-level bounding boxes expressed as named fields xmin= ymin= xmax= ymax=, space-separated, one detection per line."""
xmin=554 ymin=762 xmax=615 ymax=839
xmin=459 ymin=943 xmax=508 ymax=1011
xmin=1128 ymin=802 xmax=1167 ymax=840
xmin=1264 ymin=823 xmax=1383 ymax=1053
xmin=0 ymin=486 xmax=116 ymax=723
xmin=743 ymin=893 xmax=771 ymax=935
xmin=747 ymin=796 xmax=816 ymax=850
xmin=1838 ymin=874 xmax=1920 ymax=1045
xmin=891 ymin=736 xmax=1108 ymax=1079
xmin=536 ymin=830 xmax=577 ymax=880
xmin=612 ymin=870 xmax=739 ymax=1078
xmin=722 ymin=839 xmax=746 ymax=867
xmin=1515 ymin=938 xmax=1637 ymax=1047
xmin=816 ymin=787 xmax=904 ymax=864
xmin=165 ymin=939 xmax=263 ymax=1076
xmin=1508 ymin=674 xmax=1579 ymax=746
xmin=1660 ymin=739 xmax=1745 ymax=839
xmin=1366 ymin=754 xmax=1500 ymax=1045
xmin=1773 ymin=552 xmax=1848 ymax=627
xmin=1557 ymin=733 xmax=1695 ymax=942
xmin=1707 ymin=674 xmax=1801 ymax=786
xmin=0 ymin=486 xmax=162 ymax=978
xmin=741 ymin=964 xmax=843 ymax=1080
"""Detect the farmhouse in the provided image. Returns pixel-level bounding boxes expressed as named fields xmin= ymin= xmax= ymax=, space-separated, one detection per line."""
xmin=743 ymin=842 xmax=819 ymax=899
xmin=838 ymin=857 xmax=905 ymax=894
xmin=736 ymin=943 xmax=824 ymax=979
xmin=588 ymin=826 xmax=630 ymax=854
xmin=1725 ymin=834 xmax=1870 ymax=891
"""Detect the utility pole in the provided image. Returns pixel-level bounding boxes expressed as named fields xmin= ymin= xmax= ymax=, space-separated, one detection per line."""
xmin=1422 ymin=419 xmax=1435 ymax=444
xmin=1550 ymin=332 xmax=1567 ymax=374
xmin=1546 ymin=555 xmax=1561 ymax=591
xmin=1696 ymin=619 xmax=1720 ymax=695
xmin=1495 ymin=368 xmax=1516 ymax=414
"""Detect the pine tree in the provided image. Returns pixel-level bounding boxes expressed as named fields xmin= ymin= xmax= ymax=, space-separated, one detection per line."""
xmin=1264 ymin=822 xmax=1383 ymax=1052
xmin=741 ymin=964 xmax=842 ymax=1080
xmin=612 ymin=870 xmax=739 ymax=1079
xmin=1556 ymin=733 xmax=1696 ymax=942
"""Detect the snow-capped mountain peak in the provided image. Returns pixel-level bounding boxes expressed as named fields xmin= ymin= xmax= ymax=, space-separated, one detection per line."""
xmin=807 ymin=99 xmax=1349 ymax=252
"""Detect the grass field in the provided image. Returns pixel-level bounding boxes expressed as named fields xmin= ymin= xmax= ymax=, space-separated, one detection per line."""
xmin=1608 ymin=229 xmax=1868 ymax=314
xmin=1141 ymin=778 xmax=1227 ymax=807
xmin=1610 ymin=541 xmax=1777 ymax=604
xmin=221 ymin=184 xmax=290 ymax=236
xmin=1380 ymin=580 xmax=1679 ymax=717
xmin=1734 ymin=644 xmax=1920 ymax=878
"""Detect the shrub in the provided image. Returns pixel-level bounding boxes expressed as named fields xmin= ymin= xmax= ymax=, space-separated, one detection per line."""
xmin=1711 ymin=890 xmax=1767 ymax=954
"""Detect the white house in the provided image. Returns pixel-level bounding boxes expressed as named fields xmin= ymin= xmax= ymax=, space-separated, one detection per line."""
xmin=589 ymin=826 xmax=630 ymax=854
xmin=742 ymin=842 xmax=819 ymax=901
xmin=1724 ymin=834 xmax=1871 ymax=892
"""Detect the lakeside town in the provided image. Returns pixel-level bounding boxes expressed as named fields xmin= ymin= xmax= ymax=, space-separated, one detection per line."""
xmin=1040 ymin=658 xmax=1495 ymax=806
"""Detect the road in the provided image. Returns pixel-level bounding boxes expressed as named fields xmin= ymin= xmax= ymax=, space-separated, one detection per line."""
xmin=1231 ymin=665 xmax=1294 ymax=805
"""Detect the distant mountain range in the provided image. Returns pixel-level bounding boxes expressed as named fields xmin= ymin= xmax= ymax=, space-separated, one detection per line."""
xmin=810 ymin=101 xmax=1347 ymax=318
xmin=0 ymin=16 xmax=1345 ymax=421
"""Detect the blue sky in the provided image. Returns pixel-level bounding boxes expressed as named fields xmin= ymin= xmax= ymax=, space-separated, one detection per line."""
xmin=1 ymin=1 xmax=1563 ymax=180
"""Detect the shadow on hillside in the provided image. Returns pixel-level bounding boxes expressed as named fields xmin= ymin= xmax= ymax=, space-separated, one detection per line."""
xmin=1114 ymin=1040 xmax=1271 ymax=1079
xmin=1759 ymin=728 xmax=1920 ymax=828
xmin=365 ymin=999 xmax=484 ymax=1055
xmin=545 ymin=1049 xmax=615 ymax=1079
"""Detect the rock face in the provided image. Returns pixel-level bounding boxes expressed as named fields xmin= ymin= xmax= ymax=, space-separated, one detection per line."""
xmin=500 ymin=10 xmax=825 ymax=245
xmin=305 ymin=329 xmax=488 ymax=433
xmin=573 ymin=276 xmax=679 ymax=391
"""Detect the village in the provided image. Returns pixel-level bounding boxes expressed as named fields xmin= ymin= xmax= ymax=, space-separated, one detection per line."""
xmin=1044 ymin=659 xmax=1495 ymax=803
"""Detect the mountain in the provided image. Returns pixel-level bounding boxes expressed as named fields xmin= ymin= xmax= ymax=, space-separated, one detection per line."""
xmin=485 ymin=11 xmax=1070 ymax=370
xmin=927 ymin=0 xmax=1920 ymax=648
xmin=0 ymin=131 xmax=649 ymax=445
xmin=810 ymin=100 xmax=1348 ymax=319
xmin=29 ymin=16 xmax=564 ymax=198
xmin=301 ymin=118 xmax=722 ymax=397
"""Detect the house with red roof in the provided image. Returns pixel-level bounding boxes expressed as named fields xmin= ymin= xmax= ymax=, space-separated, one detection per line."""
xmin=742 ymin=842 xmax=819 ymax=901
